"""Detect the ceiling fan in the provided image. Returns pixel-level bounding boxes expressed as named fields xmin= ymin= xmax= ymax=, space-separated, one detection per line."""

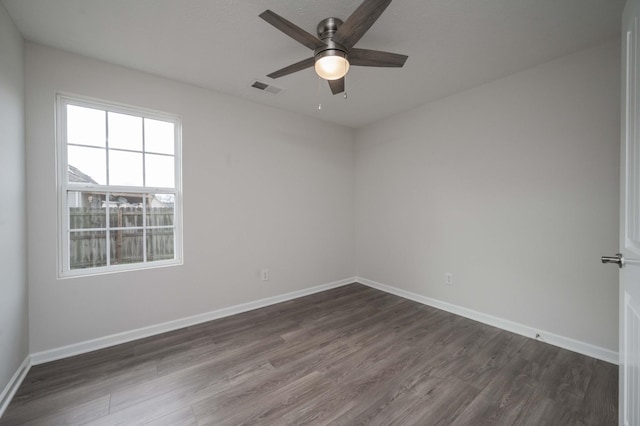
xmin=259 ymin=0 xmax=408 ymax=95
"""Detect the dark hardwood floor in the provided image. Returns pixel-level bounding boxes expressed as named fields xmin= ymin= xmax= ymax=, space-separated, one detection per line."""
xmin=1 ymin=283 xmax=617 ymax=425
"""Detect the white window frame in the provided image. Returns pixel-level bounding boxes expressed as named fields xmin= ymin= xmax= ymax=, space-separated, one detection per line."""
xmin=56 ymin=94 xmax=183 ymax=278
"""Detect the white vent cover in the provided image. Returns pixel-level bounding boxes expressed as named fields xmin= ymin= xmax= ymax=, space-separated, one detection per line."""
xmin=250 ymin=80 xmax=283 ymax=95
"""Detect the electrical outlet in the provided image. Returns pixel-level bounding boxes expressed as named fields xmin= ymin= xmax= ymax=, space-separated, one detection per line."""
xmin=261 ymin=268 xmax=269 ymax=281
xmin=445 ymin=272 xmax=453 ymax=286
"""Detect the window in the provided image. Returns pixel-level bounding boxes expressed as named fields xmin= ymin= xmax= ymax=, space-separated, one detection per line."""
xmin=57 ymin=95 xmax=182 ymax=277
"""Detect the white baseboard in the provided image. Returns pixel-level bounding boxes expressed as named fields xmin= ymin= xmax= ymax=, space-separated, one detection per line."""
xmin=31 ymin=277 xmax=356 ymax=365
xmin=357 ymin=277 xmax=619 ymax=365
xmin=0 ymin=355 xmax=31 ymax=419
xmin=29 ymin=275 xmax=618 ymax=367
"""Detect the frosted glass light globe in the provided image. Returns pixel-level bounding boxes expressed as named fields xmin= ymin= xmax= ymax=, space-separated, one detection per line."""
xmin=315 ymin=54 xmax=350 ymax=80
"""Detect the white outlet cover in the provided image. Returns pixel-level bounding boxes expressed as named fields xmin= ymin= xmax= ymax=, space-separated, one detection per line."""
xmin=445 ymin=273 xmax=453 ymax=285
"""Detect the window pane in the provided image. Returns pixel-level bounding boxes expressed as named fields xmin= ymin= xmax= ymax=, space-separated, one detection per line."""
xmin=147 ymin=228 xmax=174 ymax=262
xmin=70 ymin=230 xmax=107 ymax=269
xmin=68 ymin=145 xmax=106 ymax=185
xmin=68 ymin=191 xmax=106 ymax=229
xmin=109 ymin=203 xmax=143 ymax=229
xmin=145 ymin=154 xmax=175 ymax=188
xmin=108 ymin=112 xmax=142 ymax=151
xmin=67 ymin=105 xmax=106 ymax=147
xmin=145 ymin=118 xmax=174 ymax=154
xmin=147 ymin=194 xmax=174 ymax=226
xmin=110 ymin=229 xmax=143 ymax=265
xmin=109 ymin=150 xmax=143 ymax=186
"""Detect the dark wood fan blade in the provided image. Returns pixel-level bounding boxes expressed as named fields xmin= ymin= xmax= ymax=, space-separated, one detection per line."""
xmin=332 ymin=0 xmax=392 ymax=48
xmin=267 ymin=57 xmax=315 ymax=79
xmin=349 ymin=48 xmax=408 ymax=67
xmin=260 ymin=10 xmax=325 ymax=50
xmin=328 ymin=78 xmax=345 ymax=95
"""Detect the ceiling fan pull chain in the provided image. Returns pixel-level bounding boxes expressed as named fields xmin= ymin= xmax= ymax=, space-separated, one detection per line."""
xmin=343 ymin=63 xmax=348 ymax=99
xmin=318 ymin=76 xmax=322 ymax=110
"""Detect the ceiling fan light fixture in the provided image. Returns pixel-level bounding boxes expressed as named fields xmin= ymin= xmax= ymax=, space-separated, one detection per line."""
xmin=314 ymin=50 xmax=350 ymax=80
xmin=260 ymin=1 xmax=408 ymax=95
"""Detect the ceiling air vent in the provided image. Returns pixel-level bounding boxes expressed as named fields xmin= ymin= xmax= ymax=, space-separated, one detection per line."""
xmin=250 ymin=80 xmax=283 ymax=95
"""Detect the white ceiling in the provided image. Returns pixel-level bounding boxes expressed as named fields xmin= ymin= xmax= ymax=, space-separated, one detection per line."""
xmin=2 ymin=0 xmax=625 ymax=128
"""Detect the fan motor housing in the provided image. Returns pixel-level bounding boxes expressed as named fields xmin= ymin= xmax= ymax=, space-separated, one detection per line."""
xmin=315 ymin=18 xmax=348 ymax=59
xmin=314 ymin=41 xmax=348 ymax=58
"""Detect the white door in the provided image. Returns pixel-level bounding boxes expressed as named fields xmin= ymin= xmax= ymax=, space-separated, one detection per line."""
xmin=614 ymin=0 xmax=640 ymax=424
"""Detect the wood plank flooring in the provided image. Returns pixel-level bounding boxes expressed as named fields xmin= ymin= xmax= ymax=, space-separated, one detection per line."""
xmin=1 ymin=283 xmax=618 ymax=425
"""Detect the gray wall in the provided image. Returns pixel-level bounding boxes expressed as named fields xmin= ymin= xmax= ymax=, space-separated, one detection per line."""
xmin=355 ymin=40 xmax=620 ymax=352
xmin=0 ymin=2 xmax=28 ymax=397
xmin=25 ymin=43 xmax=355 ymax=353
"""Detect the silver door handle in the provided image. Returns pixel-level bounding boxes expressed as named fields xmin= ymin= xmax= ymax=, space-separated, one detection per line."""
xmin=601 ymin=253 xmax=624 ymax=268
